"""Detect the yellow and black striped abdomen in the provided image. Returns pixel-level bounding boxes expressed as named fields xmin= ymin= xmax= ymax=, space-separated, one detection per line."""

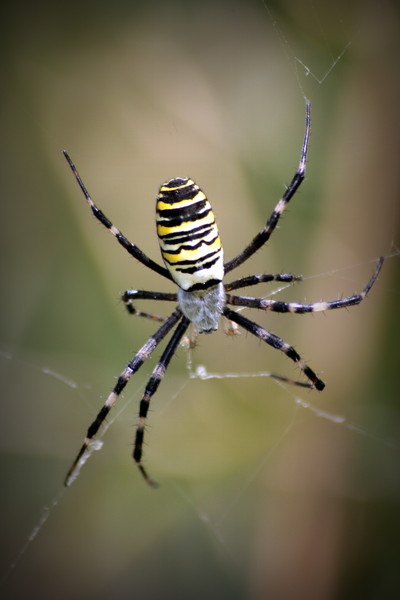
xmin=156 ymin=177 xmax=224 ymax=291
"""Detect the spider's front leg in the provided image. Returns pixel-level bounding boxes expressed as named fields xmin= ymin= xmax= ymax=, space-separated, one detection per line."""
xmin=224 ymin=100 xmax=311 ymax=274
xmin=63 ymin=150 xmax=172 ymax=280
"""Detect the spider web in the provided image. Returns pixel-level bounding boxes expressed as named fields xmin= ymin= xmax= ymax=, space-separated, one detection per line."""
xmin=1 ymin=252 xmax=397 ymax=586
xmin=1 ymin=1 xmax=399 ymax=599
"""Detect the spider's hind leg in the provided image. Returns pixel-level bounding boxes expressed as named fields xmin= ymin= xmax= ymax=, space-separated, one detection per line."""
xmin=224 ymin=306 xmax=325 ymax=391
xmin=133 ymin=316 xmax=190 ymax=487
xmin=64 ymin=308 xmax=183 ymax=487
xmin=268 ymin=372 xmax=314 ymax=389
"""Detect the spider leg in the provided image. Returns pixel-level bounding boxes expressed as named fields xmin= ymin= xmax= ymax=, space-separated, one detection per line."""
xmin=267 ymin=373 xmax=314 ymax=389
xmin=122 ymin=290 xmax=178 ymax=322
xmin=224 ymin=100 xmax=311 ymax=274
xmin=226 ymin=258 xmax=384 ymax=313
xmin=63 ymin=151 xmax=172 ymax=281
xmin=64 ymin=307 xmax=182 ymax=486
xmin=223 ymin=306 xmax=325 ymax=391
xmin=224 ymin=273 xmax=302 ymax=292
xmin=133 ymin=316 xmax=190 ymax=487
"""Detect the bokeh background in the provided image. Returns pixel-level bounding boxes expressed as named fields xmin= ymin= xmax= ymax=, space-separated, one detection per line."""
xmin=1 ymin=1 xmax=399 ymax=598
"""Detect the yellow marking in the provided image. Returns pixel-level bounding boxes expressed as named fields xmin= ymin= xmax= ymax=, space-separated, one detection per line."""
xmin=159 ymin=225 xmax=217 ymax=246
xmin=162 ymin=237 xmax=221 ymax=264
xmin=157 ymin=211 xmax=215 ymax=238
xmin=157 ymin=191 xmax=206 ymax=212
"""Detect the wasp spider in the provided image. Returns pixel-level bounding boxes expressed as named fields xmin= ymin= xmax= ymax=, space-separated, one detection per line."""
xmin=63 ymin=101 xmax=383 ymax=487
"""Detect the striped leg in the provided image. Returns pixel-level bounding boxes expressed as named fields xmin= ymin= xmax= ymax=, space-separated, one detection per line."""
xmin=224 ymin=273 xmax=302 ymax=292
xmin=226 ymin=258 xmax=384 ymax=313
xmin=224 ymin=101 xmax=311 ymax=274
xmin=64 ymin=308 xmax=182 ymax=486
xmin=122 ymin=290 xmax=177 ymax=322
xmin=63 ymin=151 xmax=172 ymax=281
xmin=266 ymin=373 xmax=314 ymax=389
xmin=134 ymin=316 xmax=190 ymax=487
xmin=223 ymin=306 xmax=325 ymax=391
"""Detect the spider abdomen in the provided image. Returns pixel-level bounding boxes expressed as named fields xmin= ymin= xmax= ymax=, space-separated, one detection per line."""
xmin=156 ymin=177 xmax=224 ymax=292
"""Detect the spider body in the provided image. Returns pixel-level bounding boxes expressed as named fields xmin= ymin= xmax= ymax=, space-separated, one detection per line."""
xmin=156 ymin=177 xmax=224 ymax=292
xmin=156 ymin=176 xmax=226 ymax=332
xmin=63 ymin=101 xmax=383 ymax=487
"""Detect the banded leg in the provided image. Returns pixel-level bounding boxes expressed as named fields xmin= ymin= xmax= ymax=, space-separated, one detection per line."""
xmin=223 ymin=306 xmax=325 ymax=391
xmin=224 ymin=100 xmax=311 ymax=274
xmin=226 ymin=258 xmax=384 ymax=313
xmin=224 ymin=273 xmax=302 ymax=292
xmin=63 ymin=151 xmax=172 ymax=281
xmin=122 ymin=290 xmax=177 ymax=322
xmin=134 ymin=316 xmax=190 ymax=487
xmin=64 ymin=308 xmax=182 ymax=486
xmin=267 ymin=373 xmax=314 ymax=389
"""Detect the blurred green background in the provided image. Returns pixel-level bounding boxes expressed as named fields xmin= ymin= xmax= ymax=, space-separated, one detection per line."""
xmin=1 ymin=1 xmax=399 ymax=598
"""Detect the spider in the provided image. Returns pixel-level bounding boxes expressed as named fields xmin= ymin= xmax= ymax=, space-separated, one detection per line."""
xmin=63 ymin=101 xmax=383 ymax=487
